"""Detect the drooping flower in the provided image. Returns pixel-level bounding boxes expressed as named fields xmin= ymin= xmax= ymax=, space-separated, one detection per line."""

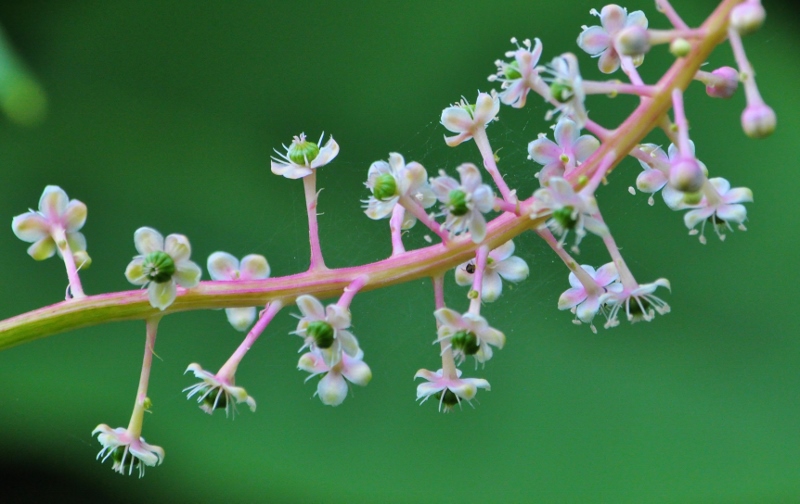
xmin=683 ymin=177 xmax=753 ymax=244
xmin=542 ymin=53 xmax=589 ymax=128
xmin=489 ymin=37 xmax=548 ymax=108
xmin=124 ymin=227 xmax=202 ymax=311
xmin=577 ymin=5 xmax=648 ymax=74
xmin=298 ymin=348 xmax=372 ymax=406
xmin=271 ymin=132 xmax=339 ymax=179
xmin=440 ymin=91 xmax=500 ymax=147
xmin=531 ymin=177 xmax=608 ymax=252
xmin=414 ymin=368 xmax=490 ymax=412
xmin=528 ymin=117 xmax=600 ymax=185
xmin=558 ymin=262 xmax=619 ymax=330
xmin=455 ymin=240 xmax=529 ymax=302
xmin=207 ymin=252 xmax=271 ymax=331
xmin=600 ymin=278 xmax=671 ymax=328
xmin=293 ymin=294 xmax=360 ymax=367
xmin=183 ymin=363 xmax=256 ymax=416
xmin=634 ymin=143 xmax=700 ymax=208
xmin=434 ymin=308 xmax=506 ymax=365
xmin=11 ymin=185 xmax=87 ymax=261
xmin=430 ymin=163 xmax=494 ymax=243
xmin=363 ymin=152 xmax=436 ymax=227
xmin=93 ymin=424 xmax=164 ymax=478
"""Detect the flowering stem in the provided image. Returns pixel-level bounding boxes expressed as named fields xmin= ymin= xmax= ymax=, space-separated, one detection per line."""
xmin=217 ymin=301 xmax=283 ymax=380
xmin=494 ymin=197 xmax=520 ymax=215
xmin=594 ymin=213 xmax=638 ymax=291
xmin=432 ymin=275 xmax=457 ymax=379
xmin=127 ymin=316 xmax=160 ymax=438
xmin=389 ymin=205 xmax=406 ymax=256
xmin=582 ymin=81 xmax=657 ymax=97
xmin=52 ymin=227 xmax=85 ymax=299
xmin=671 ymin=88 xmax=693 ymax=157
xmin=337 ymin=275 xmax=368 ymax=310
xmin=303 ymin=171 xmax=327 ymax=271
xmin=399 ymin=195 xmax=449 ymax=242
xmin=536 ymin=228 xmax=602 ymax=296
xmin=656 ymin=0 xmax=690 ymax=29
xmin=472 ymin=127 xmax=514 ymax=202
xmin=647 ymin=28 xmax=707 ymax=45
xmin=468 ymin=245 xmax=489 ymax=315
xmin=620 ymin=57 xmax=645 ymax=87
xmin=577 ymin=151 xmax=616 ymax=196
xmin=727 ymin=26 xmax=763 ymax=106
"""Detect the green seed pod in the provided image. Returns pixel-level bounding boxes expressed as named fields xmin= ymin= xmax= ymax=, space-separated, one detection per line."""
xmin=373 ymin=173 xmax=398 ymax=201
xmin=451 ymin=330 xmax=480 ymax=355
xmin=112 ymin=446 xmax=140 ymax=473
xmin=202 ymin=388 xmax=227 ymax=411
xmin=550 ymin=82 xmax=574 ymax=103
xmin=435 ymin=389 xmax=459 ymax=407
xmin=143 ymin=250 xmax=176 ymax=283
xmin=288 ymin=139 xmax=320 ymax=165
xmin=307 ymin=320 xmax=335 ymax=349
xmin=553 ymin=205 xmax=578 ymax=230
xmin=448 ymin=189 xmax=470 ymax=216
xmin=504 ymin=60 xmax=522 ymax=80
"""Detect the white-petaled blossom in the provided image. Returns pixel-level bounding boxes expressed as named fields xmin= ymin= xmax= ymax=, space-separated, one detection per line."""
xmin=11 ymin=185 xmax=87 ymax=261
xmin=600 ymin=278 xmax=671 ymax=328
xmin=489 ymin=37 xmax=548 ymax=108
xmin=440 ymin=91 xmax=500 ymax=147
xmin=634 ymin=143 xmax=704 ymax=209
xmin=434 ymin=308 xmax=506 ymax=365
xmin=414 ymin=368 xmax=490 ymax=412
xmin=293 ymin=294 xmax=360 ymax=367
xmin=683 ymin=177 xmax=753 ymax=244
xmin=271 ymin=132 xmax=339 ymax=179
xmin=93 ymin=424 xmax=164 ymax=478
xmin=531 ymin=177 xmax=609 ymax=252
xmin=455 ymin=240 xmax=529 ymax=303
xmin=124 ymin=227 xmax=202 ymax=311
xmin=183 ymin=363 xmax=256 ymax=416
xmin=207 ymin=252 xmax=271 ymax=331
xmin=363 ymin=152 xmax=436 ymax=228
xmin=431 ymin=164 xmax=494 ymax=243
xmin=577 ymin=5 xmax=648 ymax=74
xmin=542 ymin=53 xmax=588 ymax=128
xmin=298 ymin=348 xmax=372 ymax=407
xmin=558 ymin=262 xmax=618 ymax=331
xmin=528 ymin=117 xmax=600 ymax=185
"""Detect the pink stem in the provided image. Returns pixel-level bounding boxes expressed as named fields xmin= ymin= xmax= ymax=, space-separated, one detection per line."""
xmin=620 ymin=57 xmax=645 ymax=87
xmin=399 ymin=195 xmax=449 ymax=242
xmin=468 ymin=245 xmax=489 ymax=315
xmin=494 ymin=197 xmax=520 ymax=215
xmin=594 ymin=213 xmax=638 ymax=291
xmin=303 ymin=172 xmax=327 ymax=271
xmin=432 ymin=275 xmax=457 ymax=379
xmin=218 ymin=301 xmax=284 ymax=380
xmin=656 ymin=0 xmax=690 ymax=30
xmin=671 ymin=88 xmax=693 ymax=157
xmin=728 ymin=26 xmax=764 ymax=106
xmin=337 ymin=275 xmax=368 ymax=309
xmin=472 ymin=127 xmax=514 ymax=202
xmin=127 ymin=316 xmax=160 ymax=437
xmin=389 ymin=205 xmax=406 ymax=256
xmin=53 ymin=227 xmax=85 ymax=299
xmin=536 ymin=228 xmax=602 ymax=296
xmin=582 ymin=81 xmax=657 ymax=97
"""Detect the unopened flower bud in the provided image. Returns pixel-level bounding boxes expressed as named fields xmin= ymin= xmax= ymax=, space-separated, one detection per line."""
xmin=705 ymin=67 xmax=739 ymax=99
xmin=741 ymin=103 xmax=776 ymax=138
xmin=730 ymin=1 xmax=766 ymax=36
xmin=616 ymin=25 xmax=650 ymax=56
xmin=669 ymin=38 xmax=692 ymax=58
xmin=447 ymin=189 xmax=469 ymax=216
xmin=73 ymin=250 xmax=92 ymax=269
xmin=287 ymin=137 xmax=320 ymax=165
xmin=307 ymin=320 xmax=335 ymax=349
xmin=669 ymin=157 xmax=705 ymax=193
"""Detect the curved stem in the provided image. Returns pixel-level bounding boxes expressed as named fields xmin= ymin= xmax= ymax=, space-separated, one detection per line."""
xmin=217 ymin=301 xmax=283 ymax=380
xmin=303 ymin=172 xmax=327 ymax=271
xmin=127 ymin=316 xmax=160 ymax=437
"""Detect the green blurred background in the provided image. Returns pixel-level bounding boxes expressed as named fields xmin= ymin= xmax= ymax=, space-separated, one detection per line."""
xmin=1 ymin=1 xmax=798 ymax=502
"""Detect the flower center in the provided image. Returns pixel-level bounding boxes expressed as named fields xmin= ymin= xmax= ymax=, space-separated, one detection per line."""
xmin=435 ymin=389 xmax=459 ymax=407
xmin=504 ymin=60 xmax=522 ymax=80
xmin=553 ymin=205 xmax=578 ymax=230
xmin=143 ymin=251 xmax=176 ymax=283
xmin=373 ymin=173 xmax=398 ymax=201
xmin=550 ymin=82 xmax=574 ymax=103
xmin=112 ymin=446 xmax=141 ymax=473
xmin=451 ymin=330 xmax=480 ymax=356
xmin=307 ymin=320 xmax=335 ymax=349
xmin=448 ymin=189 xmax=470 ymax=216
xmin=201 ymin=387 xmax=227 ymax=411
xmin=288 ymin=136 xmax=320 ymax=166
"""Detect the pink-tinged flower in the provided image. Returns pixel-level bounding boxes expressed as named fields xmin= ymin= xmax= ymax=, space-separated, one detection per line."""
xmin=12 ymin=185 xmax=87 ymax=261
xmin=363 ymin=152 xmax=435 ymax=227
xmin=124 ymin=227 xmax=202 ymax=311
xmin=431 ymin=164 xmax=494 ymax=243
xmin=528 ymin=117 xmax=599 ymax=185
xmin=543 ymin=53 xmax=589 ymax=128
xmin=207 ymin=252 xmax=271 ymax=331
xmin=683 ymin=177 xmax=753 ymax=244
xmin=298 ymin=348 xmax=372 ymax=406
xmin=531 ymin=177 xmax=608 ymax=252
xmin=489 ymin=37 xmax=548 ymax=109
xmin=635 ymin=143 xmax=704 ymax=208
xmin=93 ymin=424 xmax=164 ymax=478
xmin=414 ymin=368 xmax=490 ymax=412
xmin=183 ymin=363 xmax=256 ymax=416
xmin=558 ymin=262 xmax=618 ymax=331
xmin=577 ymin=5 xmax=648 ymax=74
xmin=600 ymin=278 xmax=671 ymax=328
xmin=293 ymin=294 xmax=360 ymax=367
xmin=434 ymin=308 xmax=506 ymax=365
xmin=271 ymin=132 xmax=339 ymax=179
xmin=440 ymin=91 xmax=500 ymax=147
xmin=455 ymin=240 xmax=529 ymax=303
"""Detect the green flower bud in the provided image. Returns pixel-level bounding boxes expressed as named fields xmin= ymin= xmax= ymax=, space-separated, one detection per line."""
xmin=451 ymin=330 xmax=480 ymax=355
xmin=73 ymin=250 xmax=92 ymax=269
xmin=503 ymin=60 xmax=522 ymax=80
xmin=553 ymin=205 xmax=578 ymax=230
xmin=288 ymin=138 xmax=320 ymax=165
xmin=669 ymin=38 xmax=691 ymax=58
xmin=143 ymin=250 xmax=176 ymax=284
xmin=448 ymin=189 xmax=470 ymax=216
xmin=373 ymin=173 xmax=398 ymax=201
xmin=550 ymin=82 xmax=574 ymax=103
xmin=307 ymin=320 xmax=335 ymax=349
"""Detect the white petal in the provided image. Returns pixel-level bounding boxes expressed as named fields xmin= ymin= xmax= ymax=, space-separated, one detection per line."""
xmin=528 ymin=136 xmax=561 ymax=165
xmin=296 ymin=295 xmax=325 ymax=320
xmin=174 ymin=261 xmax=202 ymax=288
xmin=134 ymin=227 xmax=164 ymax=255
xmin=27 ymin=236 xmax=56 ymax=260
xmin=125 ymin=258 xmax=148 ymax=285
xmin=63 ymin=200 xmax=87 ymax=232
xmin=441 ymin=107 xmax=473 ymax=133
xmin=225 ymin=307 xmax=257 ymax=331
xmin=481 ymin=271 xmax=503 ymax=302
xmin=577 ymin=25 xmax=610 ymax=55
xmin=317 ymin=372 xmax=348 ymax=406
xmin=148 ymin=281 xmax=177 ymax=311
xmin=38 ymin=185 xmax=68 ymax=220
xmin=495 ymin=256 xmax=529 ymax=282
xmin=12 ymin=212 xmax=50 ymax=243
xmin=491 ymin=240 xmax=515 ymax=261
xmin=336 ymin=329 xmax=360 ymax=357
xmin=558 ymin=287 xmax=587 ymax=310
xmin=165 ymin=234 xmax=192 ymax=263
xmin=457 ymin=163 xmax=483 ymax=192
xmin=310 ymin=137 xmax=339 ymax=169
xmin=240 ymin=254 xmax=270 ymax=280
xmin=342 ymin=357 xmax=372 ymax=386
xmin=716 ymin=204 xmax=747 ymax=224
xmin=434 ymin=308 xmax=464 ymax=329
xmin=207 ymin=251 xmax=240 ymax=280
xmin=454 ymin=262 xmax=473 ymax=286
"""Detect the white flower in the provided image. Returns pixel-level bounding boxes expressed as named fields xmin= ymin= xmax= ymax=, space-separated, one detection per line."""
xmin=11 ymin=185 xmax=87 ymax=261
xmin=434 ymin=308 xmax=505 ymax=365
xmin=183 ymin=363 xmax=256 ymax=416
xmin=93 ymin=424 xmax=164 ymax=478
xmin=600 ymin=278 xmax=671 ymax=328
xmin=531 ymin=177 xmax=609 ymax=252
xmin=577 ymin=5 xmax=648 ymax=74
xmin=298 ymin=349 xmax=372 ymax=406
xmin=455 ymin=240 xmax=529 ymax=302
xmin=414 ymin=368 xmax=490 ymax=412
xmin=683 ymin=177 xmax=753 ymax=244
xmin=125 ymin=227 xmax=202 ymax=311
xmin=528 ymin=117 xmax=599 ymax=185
xmin=558 ymin=262 xmax=619 ymax=330
xmin=363 ymin=152 xmax=435 ymax=227
xmin=489 ymin=37 xmax=548 ymax=108
xmin=440 ymin=91 xmax=500 ymax=147
xmin=271 ymin=132 xmax=339 ymax=179
xmin=542 ymin=53 xmax=589 ymax=128
xmin=431 ymin=164 xmax=494 ymax=243
xmin=293 ymin=294 xmax=360 ymax=367
xmin=207 ymin=252 xmax=271 ymax=331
